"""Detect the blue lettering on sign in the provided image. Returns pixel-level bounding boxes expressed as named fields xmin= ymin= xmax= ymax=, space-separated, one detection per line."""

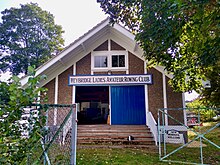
xmin=77 ymin=78 xmax=91 ymax=83
xmin=69 ymin=74 xmax=152 ymax=86
xmin=93 ymin=77 xmax=106 ymax=83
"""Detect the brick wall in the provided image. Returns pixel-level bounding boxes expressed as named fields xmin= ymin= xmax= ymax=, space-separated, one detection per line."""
xmin=58 ymin=66 xmax=73 ymax=104
xmin=43 ymin=78 xmax=55 ymax=104
xmin=76 ymin=53 xmax=91 ymax=74
xmin=166 ymin=77 xmax=184 ymax=124
xmin=147 ymin=68 xmax=184 ymax=124
xmin=94 ymin=71 xmax=126 ymax=75
xmin=148 ymin=68 xmax=164 ymax=120
xmin=56 ymin=66 xmax=73 ymax=125
xmin=42 ymin=79 xmax=55 ymax=126
xmin=128 ymin=52 xmax=144 ymax=74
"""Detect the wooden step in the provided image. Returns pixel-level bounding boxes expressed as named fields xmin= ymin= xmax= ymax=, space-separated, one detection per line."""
xmin=77 ymin=140 xmax=155 ymax=145
xmin=70 ymin=125 xmax=156 ymax=148
xmin=78 ymin=133 xmax=153 ymax=137
xmin=77 ymin=145 xmax=158 ymax=152
xmin=78 ymin=129 xmax=151 ymax=133
xmin=78 ymin=125 xmax=149 ymax=129
xmin=77 ymin=136 xmax=153 ymax=140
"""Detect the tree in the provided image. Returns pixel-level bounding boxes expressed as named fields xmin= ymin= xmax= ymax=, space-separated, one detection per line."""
xmin=186 ymin=99 xmax=218 ymax=122
xmin=0 ymin=3 xmax=64 ymax=75
xmin=98 ymin=0 xmax=219 ymax=106
xmin=200 ymin=63 xmax=220 ymax=107
xmin=0 ymin=66 xmax=47 ymax=164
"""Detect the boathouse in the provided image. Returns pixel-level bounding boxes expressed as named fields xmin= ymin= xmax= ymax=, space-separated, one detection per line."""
xmin=21 ymin=19 xmax=186 ymax=142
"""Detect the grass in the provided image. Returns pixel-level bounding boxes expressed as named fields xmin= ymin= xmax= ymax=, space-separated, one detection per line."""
xmin=160 ymin=121 xmax=220 ymax=165
xmin=76 ymin=148 xmax=166 ymax=165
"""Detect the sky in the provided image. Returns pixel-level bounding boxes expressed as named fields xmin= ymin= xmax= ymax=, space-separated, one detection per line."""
xmin=0 ymin=0 xmax=199 ymax=101
xmin=0 ymin=0 xmax=107 ymax=46
xmin=0 ymin=0 xmax=107 ymax=81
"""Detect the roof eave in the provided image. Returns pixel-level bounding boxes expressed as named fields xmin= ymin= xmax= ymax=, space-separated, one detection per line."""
xmin=21 ymin=18 xmax=110 ymax=86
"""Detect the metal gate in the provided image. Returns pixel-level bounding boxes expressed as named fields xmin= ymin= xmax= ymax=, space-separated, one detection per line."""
xmin=25 ymin=104 xmax=78 ymax=165
xmin=158 ymin=108 xmax=220 ymax=165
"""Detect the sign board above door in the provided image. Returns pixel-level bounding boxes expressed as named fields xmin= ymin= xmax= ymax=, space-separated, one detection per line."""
xmin=68 ymin=74 xmax=153 ymax=86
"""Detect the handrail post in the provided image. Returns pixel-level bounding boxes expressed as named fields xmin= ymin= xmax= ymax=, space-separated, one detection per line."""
xmin=70 ymin=104 xmax=78 ymax=165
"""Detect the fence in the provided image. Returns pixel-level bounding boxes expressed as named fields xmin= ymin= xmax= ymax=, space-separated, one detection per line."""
xmin=158 ymin=108 xmax=220 ymax=165
xmin=24 ymin=104 xmax=78 ymax=165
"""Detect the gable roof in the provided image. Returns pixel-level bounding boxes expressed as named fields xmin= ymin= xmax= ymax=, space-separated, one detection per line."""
xmin=20 ymin=18 xmax=171 ymax=87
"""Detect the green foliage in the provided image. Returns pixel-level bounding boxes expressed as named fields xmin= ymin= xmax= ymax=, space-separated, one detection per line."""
xmin=0 ymin=81 xmax=10 ymax=105
xmin=186 ymin=99 xmax=205 ymax=109
xmin=186 ymin=100 xmax=218 ymax=122
xmin=200 ymin=63 xmax=220 ymax=107
xmin=0 ymin=66 xmax=47 ymax=164
xmin=0 ymin=3 xmax=64 ymax=75
xmin=98 ymin=0 xmax=220 ymax=106
xmin=199 ymin=109 xmax=216 ymax=122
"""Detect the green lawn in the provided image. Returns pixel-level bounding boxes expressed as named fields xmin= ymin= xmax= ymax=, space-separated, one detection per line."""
xmin=77 ymin=148 xmax=165 ymax=165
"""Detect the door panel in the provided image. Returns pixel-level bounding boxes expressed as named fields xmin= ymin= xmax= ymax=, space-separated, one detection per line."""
xmin=111 ymin=86 xmax=146 ymax=125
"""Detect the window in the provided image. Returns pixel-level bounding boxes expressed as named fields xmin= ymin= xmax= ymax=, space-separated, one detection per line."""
xmin=112 ymin=55 xmax=125 ymax=67
xmin=94 ymin=56 xmax=108 ymax=68
xmin=92 ymin=51 xmax=128 ymax=70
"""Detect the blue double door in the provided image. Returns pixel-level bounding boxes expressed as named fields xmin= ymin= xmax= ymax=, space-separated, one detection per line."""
xmin=111 ymin=85 xmax=146 ymax=125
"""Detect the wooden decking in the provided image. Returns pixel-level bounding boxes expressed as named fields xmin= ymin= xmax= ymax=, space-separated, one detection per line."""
xmin=76 ymin=125 xmax=157 ymax=150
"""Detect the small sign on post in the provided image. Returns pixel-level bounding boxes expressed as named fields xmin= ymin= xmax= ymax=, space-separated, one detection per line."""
xmin=165 ymin=129 xmax=184 ymax=144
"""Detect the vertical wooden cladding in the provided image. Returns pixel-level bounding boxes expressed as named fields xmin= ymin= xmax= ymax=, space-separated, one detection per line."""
xmin=110 ymin=40 xmax=125 ymax=50
xmin=76 ymin=53 xmax=91 ymax=75
xmin=93 ymin=39 xmax=126 ymax=51
xmin=94 ymin=40 xmax=108 ymax=51
xmin=128 ymin=52 xmax=144 ymax=74
xmin=166 ymin=77 xmax=184 ymax=124
xmin=148 ymin=68 xmax=164 ymax=120
xmin=58 ymin=66 xmax=73 ymax=104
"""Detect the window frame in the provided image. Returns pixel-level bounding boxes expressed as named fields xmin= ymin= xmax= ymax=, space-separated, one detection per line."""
xmin=111 ymin=54 xmax=126 ymax=68
xmin=94 ymin=55 xmax=108 ymax=68
xmin=91 ymin=51 xmax=128 ymax=71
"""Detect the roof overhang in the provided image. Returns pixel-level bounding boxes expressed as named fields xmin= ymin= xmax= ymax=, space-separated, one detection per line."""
xmin=20 ymin=18 xmax=173 ymax=87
